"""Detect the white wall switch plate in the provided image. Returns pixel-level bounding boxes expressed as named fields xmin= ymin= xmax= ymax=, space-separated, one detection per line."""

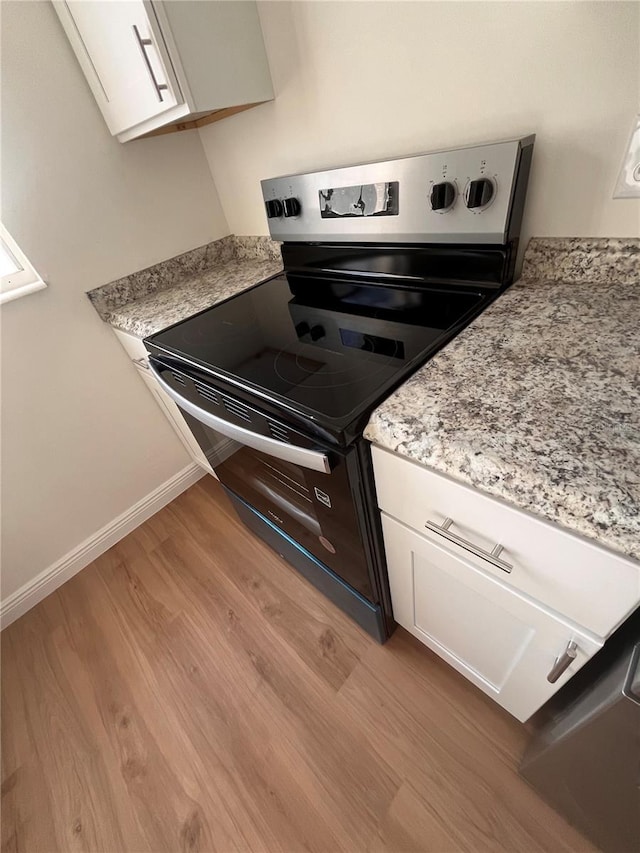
xmin=613 ymin=114 xmax=640 ymax=199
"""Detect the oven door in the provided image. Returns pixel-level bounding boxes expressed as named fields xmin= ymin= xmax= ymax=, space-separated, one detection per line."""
xmin=149 ymin=360 xmax=373 ymax=601
xmin=213 ymin=443 xmax=373 ymax=600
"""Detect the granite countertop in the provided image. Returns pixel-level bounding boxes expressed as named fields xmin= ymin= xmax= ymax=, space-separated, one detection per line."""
xmin=88 ymin=235 xmax=283 ymax=338
xmin=365 ymin=238 xmax=640 ymax=563
xmin=90 ymin=234 xmax=639 ymax=562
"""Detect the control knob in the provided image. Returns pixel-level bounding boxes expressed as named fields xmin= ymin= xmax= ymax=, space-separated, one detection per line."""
xmin=430 ymin=181 xmax=456 ymax=211
xmin=465 ymin=178 xmax=494 ymax=209
xmin=283 ymin=197 xmax=301 ymax=217
xmin=295 ymin=321 xmax=310 ymax=338
xmin=265 ymin=199 xmax=283 ymax=219
xmin=309 ymin=324 xmax=325 ymax=341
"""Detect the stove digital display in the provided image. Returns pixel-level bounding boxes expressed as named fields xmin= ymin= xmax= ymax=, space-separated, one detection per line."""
xmin=319 ymin=182 xmax=398 ymax=218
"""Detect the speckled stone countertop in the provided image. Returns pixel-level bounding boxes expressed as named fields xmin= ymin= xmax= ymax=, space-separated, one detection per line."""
xmin=87 ymin=235 xmax=282 ymax=337
xmin=365 ymin=238 xmax=640 ymax=562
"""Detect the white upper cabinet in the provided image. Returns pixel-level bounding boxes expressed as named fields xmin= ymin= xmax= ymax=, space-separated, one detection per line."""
xmin=53 ymin=1 xmax=274 ymax=142
xmin=59 ymin=1 xmax=182 ymax=136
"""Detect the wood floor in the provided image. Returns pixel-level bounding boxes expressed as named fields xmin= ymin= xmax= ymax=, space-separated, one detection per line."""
xmin=2 ymin=476 xmax=595 ymax=853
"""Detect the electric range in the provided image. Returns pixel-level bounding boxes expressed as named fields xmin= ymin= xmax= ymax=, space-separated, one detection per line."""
xmin=145 ymin=136 xmax=534 ymax=641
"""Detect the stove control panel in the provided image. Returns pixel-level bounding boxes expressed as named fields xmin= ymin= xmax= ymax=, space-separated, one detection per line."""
xmin=262 ymin=135 xmax=534 ymax=245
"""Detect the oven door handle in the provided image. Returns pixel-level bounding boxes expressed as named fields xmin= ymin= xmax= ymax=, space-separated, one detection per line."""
xmin=149 ymin=363 xmax=333 ymax=474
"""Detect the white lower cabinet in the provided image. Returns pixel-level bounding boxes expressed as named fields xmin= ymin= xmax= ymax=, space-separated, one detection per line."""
xmin=113 ymin=327 xmax=235 ymax=476
xmin=381 ymin=513 xmax=602 ymax=722
xmin=134 ymin=359 xmax=214 ymax=475
xmin=371 ymin=446 xmax=640 ymax=722
xmin=372 ymin=446 xmax=639 ymax=638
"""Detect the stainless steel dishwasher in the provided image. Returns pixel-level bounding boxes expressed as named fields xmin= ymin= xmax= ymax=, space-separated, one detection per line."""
xmin=520 ymin=612 xmax=640 ymax=853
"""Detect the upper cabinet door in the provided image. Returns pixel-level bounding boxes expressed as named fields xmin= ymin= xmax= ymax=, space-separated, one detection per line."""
xmin=55 ymin=1 xmax=182 ymax=135
xmin=53 ymin=1 xmax=273 ymax=142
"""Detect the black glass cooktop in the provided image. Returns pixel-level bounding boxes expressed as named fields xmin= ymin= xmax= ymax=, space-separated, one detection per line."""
xmin=147 ymin=273 xmax=485 ymax=426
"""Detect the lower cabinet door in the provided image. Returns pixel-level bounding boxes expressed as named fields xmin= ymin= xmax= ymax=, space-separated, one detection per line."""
xmin=381 ymin=513 xmax=603 ymax=721
xmin=136 ymin=363 xmax=214 ymax=475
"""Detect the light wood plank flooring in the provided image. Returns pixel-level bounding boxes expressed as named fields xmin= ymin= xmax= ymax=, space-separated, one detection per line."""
xmin=2 ymin=476 xmax=595 ymax=853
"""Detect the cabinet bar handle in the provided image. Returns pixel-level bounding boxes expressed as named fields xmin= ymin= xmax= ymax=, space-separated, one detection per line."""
xmin=132 ymin=24 xmax=169 ymax=102
xmin=547 ymin=640 xmax=578 ymax=683
xmin=424 ymin=517 xmax=513 ymax=573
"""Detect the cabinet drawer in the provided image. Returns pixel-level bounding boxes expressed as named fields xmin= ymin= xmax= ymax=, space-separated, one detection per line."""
xmin=372 ymin=446 xmax=640 ymax=638
xmin=381 ymin=513 xmax=603 ymax=722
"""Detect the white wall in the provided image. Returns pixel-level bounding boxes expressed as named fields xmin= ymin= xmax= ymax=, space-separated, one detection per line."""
xmin=1 ymin=1 xmax=229 ymax=601
xmin=199 ymin=1 xmax=640 ymax=241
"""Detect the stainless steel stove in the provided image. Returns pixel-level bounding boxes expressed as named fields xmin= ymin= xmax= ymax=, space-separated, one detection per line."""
xmin=145 ymin=136 xmax=535 ymax=641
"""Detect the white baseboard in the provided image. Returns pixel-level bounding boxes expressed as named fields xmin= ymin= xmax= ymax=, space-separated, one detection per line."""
xmin=0 ymin=462 xmax=206 ymax=630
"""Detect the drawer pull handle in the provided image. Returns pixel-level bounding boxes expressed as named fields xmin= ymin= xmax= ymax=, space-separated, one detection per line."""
xmin=547 ymin=640 xmax=578 ymax=683
xmin=424 ymin=517 xmax=513 ymax=573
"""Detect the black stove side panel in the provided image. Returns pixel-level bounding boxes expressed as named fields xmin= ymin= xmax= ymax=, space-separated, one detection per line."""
xmin=504 ymin=137 xmax=535 ymax=281
xmin=352 ymin=440 xmax=396 ymax=638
